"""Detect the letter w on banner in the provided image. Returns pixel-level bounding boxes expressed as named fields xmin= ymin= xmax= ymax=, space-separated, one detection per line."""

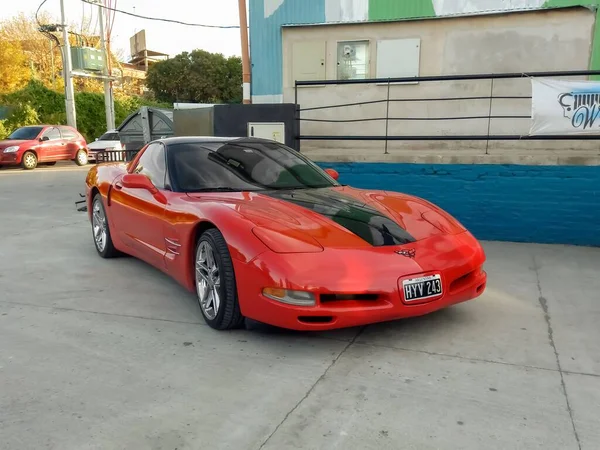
xmin=530 ymin=78 xmax=600 ymax=135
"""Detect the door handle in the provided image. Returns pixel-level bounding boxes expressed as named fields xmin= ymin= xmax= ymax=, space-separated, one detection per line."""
xmin=114 ymin=182 xmax=123 ymax=190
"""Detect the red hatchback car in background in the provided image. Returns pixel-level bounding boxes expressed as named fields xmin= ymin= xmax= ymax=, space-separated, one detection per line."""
xmin=0 ymin=125 xmax=89 ymax=170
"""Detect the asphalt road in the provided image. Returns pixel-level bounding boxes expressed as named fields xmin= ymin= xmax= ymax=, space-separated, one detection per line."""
xmin=1 ymin=162 xmax=599 ymax=450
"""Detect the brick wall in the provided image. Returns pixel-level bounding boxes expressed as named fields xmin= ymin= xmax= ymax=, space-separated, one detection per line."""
xmin=317 ymin=162 xmax=600 ymax=247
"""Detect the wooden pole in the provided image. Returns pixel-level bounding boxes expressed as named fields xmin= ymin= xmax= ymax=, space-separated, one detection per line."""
xmin=238 ymin=0 xmax=251 ymax=104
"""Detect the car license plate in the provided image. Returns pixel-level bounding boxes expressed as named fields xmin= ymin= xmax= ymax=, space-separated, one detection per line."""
xmin=402 ymin=274 xmax=443 ymax=302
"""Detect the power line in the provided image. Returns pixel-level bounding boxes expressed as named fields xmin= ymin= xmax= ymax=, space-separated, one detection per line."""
xmin=80 ymin=0 xmax=242 ymax=29
xmin=35 ymin=0 xmax=50 ymax=26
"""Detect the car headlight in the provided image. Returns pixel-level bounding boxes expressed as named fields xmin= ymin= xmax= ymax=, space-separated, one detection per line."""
xmin=3 ymin=146 xmax=19 ymax=153
xmin=262 ymin=287 xmax=316 ymax=306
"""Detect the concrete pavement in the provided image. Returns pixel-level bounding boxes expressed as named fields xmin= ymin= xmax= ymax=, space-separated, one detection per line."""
xmin=0 ymin=167 xmax=598 ymax=450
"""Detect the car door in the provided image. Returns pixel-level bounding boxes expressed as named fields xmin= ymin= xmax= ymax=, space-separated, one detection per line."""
xmin=38 ymin=127 xmax=63 ymax=161
xmin=59 ymin=127 xmax=79 ymax=159
xmin=109 ymin=143 xmax=169 ymax=269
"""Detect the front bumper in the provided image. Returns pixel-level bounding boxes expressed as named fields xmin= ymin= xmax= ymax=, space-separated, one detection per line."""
xmin=234 ymin=231 xmax=487 ymax=331
xmin=0 ymin=152 xmax=21 ymax=165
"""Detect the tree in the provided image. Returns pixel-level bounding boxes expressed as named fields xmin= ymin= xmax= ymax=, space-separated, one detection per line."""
xmin=146 ymin=50 xmax=242 ymax=104
xmin=0 ymin=39 xmax=29 ymax=93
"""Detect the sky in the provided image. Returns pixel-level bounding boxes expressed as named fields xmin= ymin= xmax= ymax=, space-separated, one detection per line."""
xmin=0 ymin=0 xmax=245 ymax=60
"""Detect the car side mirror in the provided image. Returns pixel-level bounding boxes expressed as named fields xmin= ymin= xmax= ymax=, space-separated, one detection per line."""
xmin=121 ymin=173 xmax=167 ymax=204
xmin=40 ymin=136 xmax=49 ymax=142
xmin=324 ymin=168 xmax=339 ymax=180
xmin=122 ymin=173 xmax=157 ymax=192
xmin=95 ymin=138 xmax=99 ymax=141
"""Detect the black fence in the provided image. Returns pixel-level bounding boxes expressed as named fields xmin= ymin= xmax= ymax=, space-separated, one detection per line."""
xmin=294 ymin=70 xmax=600 ymax=153
xmin=95 ymin=149 xmax=139 ymax=163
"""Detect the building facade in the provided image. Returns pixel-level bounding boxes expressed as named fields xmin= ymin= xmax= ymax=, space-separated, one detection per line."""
xmin=249 ymin=0 xmax=600 ymax=103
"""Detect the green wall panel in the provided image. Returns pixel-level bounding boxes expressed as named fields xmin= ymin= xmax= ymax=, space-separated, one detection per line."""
xmin=368 ymin=0 xmax=435 ymax=21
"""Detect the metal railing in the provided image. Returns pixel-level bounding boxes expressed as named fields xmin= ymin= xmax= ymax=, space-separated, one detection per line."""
xmin=95 ymin=149 xmax=139 ymax=163
xmin=294 ymin=70 xmax=600 ymax=153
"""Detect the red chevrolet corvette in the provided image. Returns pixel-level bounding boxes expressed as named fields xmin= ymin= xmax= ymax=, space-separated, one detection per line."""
xmin=85 ymin=137 xmax=487 ymax=331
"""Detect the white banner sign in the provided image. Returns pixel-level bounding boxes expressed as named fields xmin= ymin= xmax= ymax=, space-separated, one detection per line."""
xmin=530 ymin=78 xmax=600 ymax=135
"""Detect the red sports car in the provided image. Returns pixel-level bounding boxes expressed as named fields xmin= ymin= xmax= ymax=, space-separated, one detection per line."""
xmin=85 ymin=137 xmax=487 ymax=331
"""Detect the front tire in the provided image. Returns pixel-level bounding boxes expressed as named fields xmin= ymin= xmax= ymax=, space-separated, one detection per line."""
xmin=195 ymin=229 xmax=244 ymax=330
xmin=91 ymin=194 xmax=119 ymax=258
xmin=75 ymin=149 xmax=88 ymax=166
xmin=21 ymin=151 xmax=38 ymax=170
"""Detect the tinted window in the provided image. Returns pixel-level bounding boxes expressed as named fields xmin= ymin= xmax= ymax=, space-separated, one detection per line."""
xmin=133 ymin=143 xmax=166 ymax=189
xmin=8 ymin=126 xmax=44 ymax=140
xmin=99 ymin=132 xmax=119 ymax=141
xmin=60 ymin=127 xmax=78 ymax=140
xmin=43 ymin=127 xmax=61 ymax=141
xmin=168 ymin=140 xmax=338 ymax=193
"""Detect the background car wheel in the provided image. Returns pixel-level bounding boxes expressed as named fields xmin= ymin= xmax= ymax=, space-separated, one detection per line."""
xmin=75 ymin=149 xmax=88 ymax=166
xmin=21 ymin=151 xmax=38 ymax=170
xmin=92 ymin=194 xmax=119 ymax=258
xmin=195 ymin=228 xmax=244 ymax=330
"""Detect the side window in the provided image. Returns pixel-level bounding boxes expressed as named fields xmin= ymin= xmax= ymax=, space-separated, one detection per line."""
xmin=134 ymin=143 xmax=166 ymax=189
xmin=43 ymin=127 xmax=61 ymax=141
xmin=60 ymin=127 xmax=77 ymax=140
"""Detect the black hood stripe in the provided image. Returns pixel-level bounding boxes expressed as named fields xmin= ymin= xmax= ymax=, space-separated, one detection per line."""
xmin=262 ymin=188 xmax=416 ymax=246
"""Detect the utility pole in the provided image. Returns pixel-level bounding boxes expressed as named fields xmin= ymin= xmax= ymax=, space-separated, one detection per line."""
xmin=238 ymin=0 xmax=251 ymax=104
xmin=59 ymin=0 xmax=77 ymax=128
xmin=97 ymin=1 xmax=115 ymax=130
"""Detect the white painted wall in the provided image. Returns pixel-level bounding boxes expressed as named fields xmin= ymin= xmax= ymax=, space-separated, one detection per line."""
xmin=325 ymin=0 xmax=369 ymax=22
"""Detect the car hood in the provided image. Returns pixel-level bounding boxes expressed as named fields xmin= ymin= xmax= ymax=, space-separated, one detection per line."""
xmin=0 ymin=139 xmax=33 ymax=149
xmin=187 ymin=186 xmax=465 ymax=248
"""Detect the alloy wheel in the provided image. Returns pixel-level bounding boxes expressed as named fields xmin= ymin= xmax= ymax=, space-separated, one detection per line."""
xmin=92 ymin=199 xmax=107 ymax=252
xmin=195 ymin=240 xmax=221 ymax=320
xmin=23 ymin=153 xmax=37 ymax=169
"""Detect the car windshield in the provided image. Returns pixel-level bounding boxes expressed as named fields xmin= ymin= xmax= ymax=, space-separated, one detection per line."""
xmin=98 ymin=132 xmax=119 ymax=141
xmin=168 ymin=140 xmax=339 ymax=192
xmin=8 ymin=126 xmax=44 ymax=140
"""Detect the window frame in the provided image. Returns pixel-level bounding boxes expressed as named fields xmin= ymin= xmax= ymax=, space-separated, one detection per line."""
xmin=131 ymin=142 xmax=170 ymax=190
xmin=59 ymin=126 xmax=78 ymax=140
xmin=42 ymin=127 xmax=62 ymax=141
xmin=336 ymin=39 xmax=371 ymax=81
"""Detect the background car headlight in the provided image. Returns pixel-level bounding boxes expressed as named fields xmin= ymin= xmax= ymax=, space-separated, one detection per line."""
xmin=262 ymin=287 xmax=316 ymax=306
xmin=3 ymin=146 xmax=19 ymax=153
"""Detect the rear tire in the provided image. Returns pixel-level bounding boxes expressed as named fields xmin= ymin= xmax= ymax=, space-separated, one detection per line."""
xmin=21 ymin=151 xmax=38 ymax=170
xmin=91 ymin=193 xmax=119 ymax=258
xmin=194 ymin=229 xmax=244 ymax=330
xmin=75 ymin=149 xmax=88 ymax=166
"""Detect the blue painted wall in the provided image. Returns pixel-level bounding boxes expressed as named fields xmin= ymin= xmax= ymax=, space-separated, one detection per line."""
xmin=317 ymin=162 xmax=600 ymax=246
xmin=249 ymin=0 xmax=325 ymax=97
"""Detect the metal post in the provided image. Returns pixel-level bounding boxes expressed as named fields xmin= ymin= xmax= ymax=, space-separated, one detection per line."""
xmin=485 ymin=78 xmax=494 ymax=155
xmin=98 ymin=1 xmax=115 ymax=130
xmin=59 ymin=0 xmax=77 ymax=128
xmin=384 ymin=79 xmax=391 ymax=154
